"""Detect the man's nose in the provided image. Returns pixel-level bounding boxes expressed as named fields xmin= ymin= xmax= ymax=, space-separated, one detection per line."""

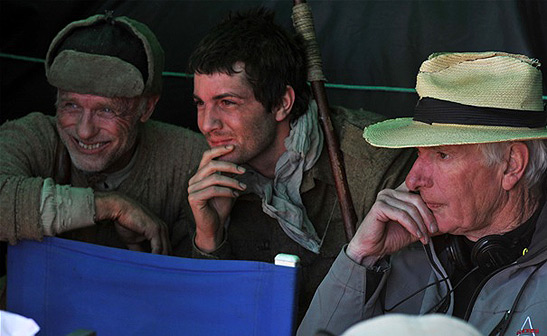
xmin=76 ymin=110 xmax=99 ymax=139
xmin=199 ymin=105 xmax=221 ymax=134
xmin=405 ymin=157 xmax=433 ymax=191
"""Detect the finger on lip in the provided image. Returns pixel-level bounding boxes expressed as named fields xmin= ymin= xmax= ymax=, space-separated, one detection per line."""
xmin=205 ymin=145 xmax=234 ymax=162
xmin=210 ymin=144 xmax=234 ymax=153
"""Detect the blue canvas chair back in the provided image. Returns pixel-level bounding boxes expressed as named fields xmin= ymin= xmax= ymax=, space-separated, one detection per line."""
xmin=7 ymin=237 xmax=299 ymax=336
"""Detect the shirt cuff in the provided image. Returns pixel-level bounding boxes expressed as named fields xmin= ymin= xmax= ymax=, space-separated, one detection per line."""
xmin=342 ymin=245 xmax=390 ymax=272
xmin=191 ymin=229 xmax=230 ymax=259
xmin=40 ymin=178 xmax=96 ymax=235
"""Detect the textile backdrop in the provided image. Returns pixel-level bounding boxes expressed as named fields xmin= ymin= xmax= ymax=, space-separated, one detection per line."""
xmin=1 ymin=0 xmax=546 ymax=131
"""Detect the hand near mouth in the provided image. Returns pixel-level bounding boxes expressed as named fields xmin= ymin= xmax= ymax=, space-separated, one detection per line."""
xmin=188 ymin=145 xmax=247 ymax=253
xmin=346 ymin=182 xmax=438 ymax=266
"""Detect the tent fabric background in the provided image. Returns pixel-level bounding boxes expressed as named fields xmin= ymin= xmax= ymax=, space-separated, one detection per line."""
xmin=0 ymin=0 xmax=546 ymax=285
xmin=1 ymin=0 xmax=546 ymax=130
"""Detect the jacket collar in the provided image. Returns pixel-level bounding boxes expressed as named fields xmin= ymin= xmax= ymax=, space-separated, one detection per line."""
xmin=524 ymin=196 xmax=547 ymax=263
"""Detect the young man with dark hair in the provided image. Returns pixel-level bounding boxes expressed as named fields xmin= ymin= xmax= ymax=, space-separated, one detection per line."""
xmin=187 ymin=8 xmax=415 ymax=318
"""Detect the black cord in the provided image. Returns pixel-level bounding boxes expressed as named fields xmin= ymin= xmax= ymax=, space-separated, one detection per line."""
xmin=383 ymin=263 xmax=479 ymax=314
xmin=384 ymin=243 xmax=481 ymax=314
xmin=383 ymin=243 xmax=449 ymax=312
xmin=383 ymin=275 xmax=449 ymax=312
xmin=423 ymin=242 xmax=452 ymax=313
xmin=491 ymin=259 xmax=547 ymax=336
xmin=383 ymin=240 xmax=547 ymax=332
xmin=424 ymin=265 xmax=480 ymax=314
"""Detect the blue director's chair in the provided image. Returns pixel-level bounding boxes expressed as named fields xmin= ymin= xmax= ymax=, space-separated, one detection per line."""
xmin=7 ymin=237 xmax=299 ymax=336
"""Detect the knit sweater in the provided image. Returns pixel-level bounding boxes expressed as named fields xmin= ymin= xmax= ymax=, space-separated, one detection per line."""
xmin=0 ymin=112 xmax=207 ymax=256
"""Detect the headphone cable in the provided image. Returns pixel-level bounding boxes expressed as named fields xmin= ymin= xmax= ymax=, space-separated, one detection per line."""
xmin=424 ymin=265 xmax=480 ymax=314
xmin=489 ymin=259 xmax=547 ymax=336
xmin=384 ymin=243 xmax=449 ymax=312
xmin=384 ymin=242 xmax=480 ymax=313
xmin=383 ymin=275 xmax=449 ymax=312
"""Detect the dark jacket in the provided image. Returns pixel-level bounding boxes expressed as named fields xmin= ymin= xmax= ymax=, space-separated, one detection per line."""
xmin=193 ymin=105 xmax=416 ymax=321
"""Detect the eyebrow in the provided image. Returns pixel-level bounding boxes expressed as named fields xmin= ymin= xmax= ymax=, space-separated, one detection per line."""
xmin=193 ymin=92 xmax=246 ymax=101
xmin=57 ymin=93 xmax=73 ymax=101
xmin=436 ymin=145 xmax=456 ymax=151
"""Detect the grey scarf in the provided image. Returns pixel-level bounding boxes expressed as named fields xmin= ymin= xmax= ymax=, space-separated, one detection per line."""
xmin=238 ymin=101 xmax=324 ymax=253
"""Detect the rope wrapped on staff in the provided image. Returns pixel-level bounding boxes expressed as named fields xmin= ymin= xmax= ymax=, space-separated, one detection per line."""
xmin=292 ymin=0 xmax=357 ymax=241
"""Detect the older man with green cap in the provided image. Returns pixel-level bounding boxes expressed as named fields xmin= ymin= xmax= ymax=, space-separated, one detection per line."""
xmin=0 ymin=13 xmax=206 ymax=255
xmin=298 ymin=51 xmax=547 ymax=336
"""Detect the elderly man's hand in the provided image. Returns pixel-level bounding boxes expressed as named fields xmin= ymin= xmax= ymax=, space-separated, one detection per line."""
xmin=346 ymin=183 xmax=438 ymax=266
xmin=187 ymin=145 xmax=247 ymax=253
xmin=94 ymin=191 xmax=171 ymax=255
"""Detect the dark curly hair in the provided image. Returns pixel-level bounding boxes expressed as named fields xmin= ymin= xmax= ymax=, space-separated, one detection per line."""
xmin=188 ymin=7 xmax=311 ymax=120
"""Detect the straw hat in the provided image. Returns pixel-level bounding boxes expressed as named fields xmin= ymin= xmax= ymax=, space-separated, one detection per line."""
xmin=363 ymin=51 xmax=547 ymax=148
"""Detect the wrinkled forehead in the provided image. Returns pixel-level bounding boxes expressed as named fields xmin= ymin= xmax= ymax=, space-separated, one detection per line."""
xmin=415 ymin=143 xmax=484 ymax=155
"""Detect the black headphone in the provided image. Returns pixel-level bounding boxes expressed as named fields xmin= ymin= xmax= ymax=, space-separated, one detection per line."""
xmin=446 ymin=234 xmax=526 ymax=275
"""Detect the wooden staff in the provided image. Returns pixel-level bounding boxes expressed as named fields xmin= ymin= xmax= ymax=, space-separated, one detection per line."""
xmin=292 ymin=0 xmax=357 ymax=241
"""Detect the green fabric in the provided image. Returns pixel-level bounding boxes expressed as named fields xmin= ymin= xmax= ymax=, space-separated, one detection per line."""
xmin=48 ymin=50 xmax=145 ymax=98
xmin=45 ymin=14 xmax=164 ymax=97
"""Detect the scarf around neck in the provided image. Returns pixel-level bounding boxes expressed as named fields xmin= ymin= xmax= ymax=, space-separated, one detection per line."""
xmin=238 ymin=101 xmax=324 ymax=253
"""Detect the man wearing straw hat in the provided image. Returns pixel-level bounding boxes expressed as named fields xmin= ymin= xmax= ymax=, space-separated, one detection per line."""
xmin=187 ymin=7 xmax=416 ymax=319
xmin=298 ymin=51 xmax=547 ymax=336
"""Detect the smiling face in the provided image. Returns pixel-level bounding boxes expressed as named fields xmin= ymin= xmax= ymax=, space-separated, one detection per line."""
xmin=56 ymin=91 xmax=147 ymax=173
xmin=405 ymin=144 xmax=507 ymax=239
xmin=193 ymin=71 xmax=291 ymax=175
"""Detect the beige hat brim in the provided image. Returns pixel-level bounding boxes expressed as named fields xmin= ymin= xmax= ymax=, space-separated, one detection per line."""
xmin=363 ymin=117 xmax=547 ymax=148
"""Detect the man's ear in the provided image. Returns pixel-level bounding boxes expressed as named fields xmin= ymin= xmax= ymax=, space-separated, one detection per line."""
xmin=502 ymin=142 xmax=529 ymax=191
xmin=274 ymin=86 xmax=295 ymax=122
xmin=139 ymin=95 xmax=160 ymax=122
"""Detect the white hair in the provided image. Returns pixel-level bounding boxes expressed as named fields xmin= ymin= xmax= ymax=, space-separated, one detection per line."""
xmin=479 ymin=139 xmax=547 ymax=198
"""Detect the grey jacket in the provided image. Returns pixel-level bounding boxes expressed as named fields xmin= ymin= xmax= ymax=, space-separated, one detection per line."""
xmin=298 ymin=200 xmax=547 ymax=336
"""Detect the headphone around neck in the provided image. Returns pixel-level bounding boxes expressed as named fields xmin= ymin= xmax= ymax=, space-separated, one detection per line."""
xmin=446 ymin=234 xmax=526 ymax=275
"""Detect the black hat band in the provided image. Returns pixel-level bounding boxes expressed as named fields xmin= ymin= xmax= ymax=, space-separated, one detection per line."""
xmin=414 ymin=98 xmax=547 ymax=128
